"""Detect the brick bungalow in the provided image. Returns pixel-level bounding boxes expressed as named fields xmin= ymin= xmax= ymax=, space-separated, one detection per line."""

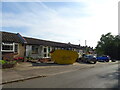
xmin=1 ymin=31 xmax=83 ymax=60
xmin=1 ymin=31 xmax=27 ymax=60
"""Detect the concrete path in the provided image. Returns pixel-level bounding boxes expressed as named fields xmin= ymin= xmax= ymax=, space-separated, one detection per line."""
xmin=1 ymin=61 xmax=118 ymax=84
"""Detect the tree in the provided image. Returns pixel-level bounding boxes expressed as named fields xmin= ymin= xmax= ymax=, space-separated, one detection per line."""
xmin=95 ymin=33 xmax=120 ymax=60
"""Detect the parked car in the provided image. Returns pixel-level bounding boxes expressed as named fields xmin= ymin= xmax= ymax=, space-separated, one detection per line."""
xmin=97 ymin=55 xmax=110 ymax=62
xmin=81 ymin=55 xmax=97 ymax=64
xmin=111 ymin=59 xmax=116 ymax=62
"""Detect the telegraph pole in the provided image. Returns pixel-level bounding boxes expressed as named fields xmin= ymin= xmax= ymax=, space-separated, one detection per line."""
xmin=85 ymin=40 xmax=87 ymax=46
xmin=79 ymin=40 xmax=80 ymax=46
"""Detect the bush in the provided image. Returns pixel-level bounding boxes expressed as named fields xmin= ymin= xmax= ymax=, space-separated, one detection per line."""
xmin=25 ymin=57 xmax=34 ymax=62
xmin=7 ymin=61 xmax=17 ymax=64
xmin=0 ymin=60 xmax=17 ymax=69
xmin=0 ymin=60 xmax=7 ymax=64
xmin=0 ymin=60 xmax=17 ymax=65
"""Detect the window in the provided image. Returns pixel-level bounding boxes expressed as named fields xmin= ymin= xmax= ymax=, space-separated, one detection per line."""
xmin=61 ymin=48 xmax=64 ymax=50
xmin=44 ymin=54 xmax=47 ymax=57
xmin=2 ymin=43 xmax=14 ymax=52
xmin=15 ymin=44 xmax=18 ymax=53
xmin=48 ymin=53 xmax=50 ymax=57
xmin=44 ymin=48 xmax=47 ymax=52
xmin=32 ymin=46 xmax=38 ymax=54
xmin=48 ymin=47 xmax=50 ymax=52
xmin=1 ymin=43 xmax=19 ymax=53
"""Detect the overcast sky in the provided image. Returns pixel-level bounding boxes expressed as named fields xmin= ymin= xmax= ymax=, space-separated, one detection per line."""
xmin=1 ymin=0 xmax=119 ymax=48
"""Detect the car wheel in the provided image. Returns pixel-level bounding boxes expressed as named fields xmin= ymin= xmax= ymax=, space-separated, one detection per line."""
xmin=92 ymin=60 xmax=96 ymax=64
xmin=112 ymin=60 xmax=116 ymax=62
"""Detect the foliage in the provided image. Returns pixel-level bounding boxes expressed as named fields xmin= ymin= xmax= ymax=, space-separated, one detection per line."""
xmin=25 ymin=57 xmax=34 ymax=60
xmin=0 ymin=60 xmax=17 ymax=65
xmin=95 ymin=33 xmax=120 ymax=59
xmin=0 ymin=60 xmax=7 ymax=64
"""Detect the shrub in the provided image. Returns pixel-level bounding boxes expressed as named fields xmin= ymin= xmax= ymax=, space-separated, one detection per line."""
xmin=0 ymin=60 xmax=7 ymax=64
xmin=0 ymin=60 xmax=17 ymax=69
xmin=25 ymin=57 xmax=34 ymax=60
xmin=7 ymin=61 xmax=17 ymax=64
xmin=0 ymin=60 xmax=17 ymax=65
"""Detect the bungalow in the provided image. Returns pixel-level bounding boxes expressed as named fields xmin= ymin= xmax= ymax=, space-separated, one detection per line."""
xmin=24 ymin=37 xmax=82 ymax=59
xmin=1 ymin=31 xmax=83 ymax=60
xmin=1 ymin=31 xmax=27 ymax=60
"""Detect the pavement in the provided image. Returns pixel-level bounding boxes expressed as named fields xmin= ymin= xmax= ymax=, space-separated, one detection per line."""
xmin=1 ymin=61 xmax=119 ymax=85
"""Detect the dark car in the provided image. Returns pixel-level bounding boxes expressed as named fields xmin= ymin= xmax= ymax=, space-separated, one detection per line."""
xmin=97 ymin=55 xmax=110 ymax=62
xmin=111 ymin=59 xmax=116 ymax=62
xmin=81 ymin=55 xmax=97 ymax=64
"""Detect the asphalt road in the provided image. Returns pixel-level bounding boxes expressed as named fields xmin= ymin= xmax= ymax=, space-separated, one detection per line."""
xmin=3 ymin=63 xmax=119 ymax=88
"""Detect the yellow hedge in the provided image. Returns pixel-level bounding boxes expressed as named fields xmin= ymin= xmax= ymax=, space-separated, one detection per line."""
xmin=51 ymin=50 xmax=78 ymax=64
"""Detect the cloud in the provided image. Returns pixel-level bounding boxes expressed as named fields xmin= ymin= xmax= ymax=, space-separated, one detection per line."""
xmin=2 ymin=0 xmax=119 ymax=48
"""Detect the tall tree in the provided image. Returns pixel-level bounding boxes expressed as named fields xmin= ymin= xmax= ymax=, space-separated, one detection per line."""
xmin=95 ymin=33 xmax=120 ymax=60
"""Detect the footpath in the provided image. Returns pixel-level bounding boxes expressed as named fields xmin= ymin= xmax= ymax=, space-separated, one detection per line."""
xmin=1 ymin=61 xmax=118 ymax=85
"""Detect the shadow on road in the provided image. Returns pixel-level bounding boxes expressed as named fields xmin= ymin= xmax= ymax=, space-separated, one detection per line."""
xmin=98 ymin=66 xmax=120 ymax=89
xmin=99 ymin=71 xmax=118 ymax=80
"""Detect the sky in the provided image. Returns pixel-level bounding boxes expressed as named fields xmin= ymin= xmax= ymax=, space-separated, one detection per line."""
xmin=1 ymin=0 xmax=119 ymax=48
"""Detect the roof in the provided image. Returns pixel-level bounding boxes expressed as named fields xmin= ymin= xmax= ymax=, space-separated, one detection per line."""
xmin=1 ymin=31 xmax=81 ymax=49
xmin=24 ymin=37 xmax=81 ymax=49
xmin=1 ymin=31 xmax=25 ymax=43
xmin=24 ymin=37 xmax=71 ymax=48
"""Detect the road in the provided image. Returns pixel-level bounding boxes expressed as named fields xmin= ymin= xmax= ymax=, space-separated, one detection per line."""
xmin=3 ymin=63 xmax=119 ymax=88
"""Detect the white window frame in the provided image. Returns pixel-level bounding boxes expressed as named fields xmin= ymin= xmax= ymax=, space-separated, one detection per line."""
xmin=14 ymin=43 xmax=19 ymax=53
xmin=1 ymin=42 xmax=19 ymax=52
xmin=43 ymin=46 xmax=52 ymax=58
xmin=1 ymin=43 xmax=14 ymax=52
xmin=43 ymin=46 xmax=48 ymax=58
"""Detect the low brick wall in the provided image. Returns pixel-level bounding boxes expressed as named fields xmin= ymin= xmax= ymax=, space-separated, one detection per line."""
xmin=2 ymin=53 xmax=14 ymax=61
xmin=2 ymin=63 xmax=16 ymax=69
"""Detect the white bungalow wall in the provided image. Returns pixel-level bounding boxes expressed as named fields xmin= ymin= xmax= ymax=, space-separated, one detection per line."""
xmin=26 ymin=45 xmax=83 ymax=59
xmin=26 ymin=45 xmax=42 ymax=58
xmin=26 ymin=45 xmax=32 ymax=57
xmin=26 ymin=45 xmax=53 ymax=59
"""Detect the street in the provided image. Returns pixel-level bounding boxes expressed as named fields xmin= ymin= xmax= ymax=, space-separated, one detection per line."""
xmin=3 ymin=63 xmax=119 ymax=88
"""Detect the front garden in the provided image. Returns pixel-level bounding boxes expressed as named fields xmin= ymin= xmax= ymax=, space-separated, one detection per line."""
xmin=0 ymin=57 xmax=52 ymax=69
xmin=0 ymin=60 xmax=17 ymax=69
xmin=0 ymin=57 xmax=25 ymax=69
